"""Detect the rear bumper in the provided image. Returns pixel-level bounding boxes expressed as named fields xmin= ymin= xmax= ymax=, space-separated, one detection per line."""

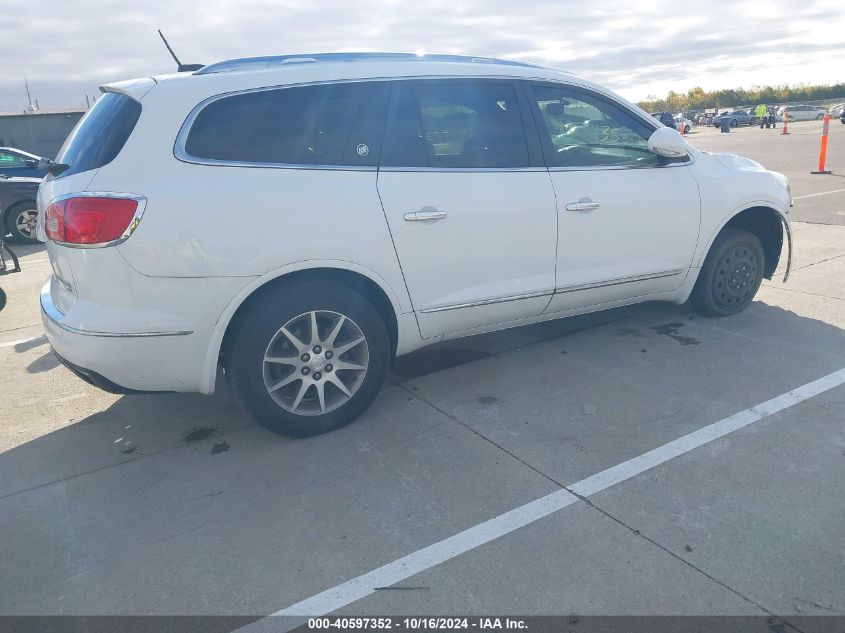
xmin=52 ymin=350 xmax=166 ymax=394
xmin=41 ymin=280 xmax=212 ymax=393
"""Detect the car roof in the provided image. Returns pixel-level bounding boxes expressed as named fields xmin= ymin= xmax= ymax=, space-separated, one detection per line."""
xmin=134 ymin=51 xmax=583 ymax=91
xmin=0 ymin=147 xmax=41 ymax=160
xmin=103 ymin=51 xmax=662 ymax=129
xmin=195 ymin=52 xmax=548 ymax=75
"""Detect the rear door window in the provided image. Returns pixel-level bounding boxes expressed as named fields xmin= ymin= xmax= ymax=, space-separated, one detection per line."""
xmin=380 ymin=81 xmax=530 ymax=169
xmin=54 ymin=92 xmax=141 ymax=179
xmin=183 ymin=82 xmax=389 ymax=167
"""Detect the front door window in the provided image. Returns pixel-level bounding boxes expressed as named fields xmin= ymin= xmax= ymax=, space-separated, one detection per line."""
xmin=531 ymin=85 xmax=659 ymax=168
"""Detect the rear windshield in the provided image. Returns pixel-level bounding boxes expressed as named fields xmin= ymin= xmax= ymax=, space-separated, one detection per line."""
xmin=53 ymin=92 xmax=141 ymax=179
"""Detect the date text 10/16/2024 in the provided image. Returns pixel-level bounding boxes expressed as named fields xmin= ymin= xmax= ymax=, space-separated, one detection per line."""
xmin=307 ymin=618 xmax=528 ymax=630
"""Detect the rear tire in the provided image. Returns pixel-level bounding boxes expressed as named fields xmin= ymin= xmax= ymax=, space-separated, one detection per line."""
xmin=227 ymin=279 xmax=391 ymax=437
xmin=730 ymin=119 xmax=738 ymax=127
xmin=5 ymin=202 xmax=39 ymax=244
xmin=691 ymin=228 xmax=765 ymax=317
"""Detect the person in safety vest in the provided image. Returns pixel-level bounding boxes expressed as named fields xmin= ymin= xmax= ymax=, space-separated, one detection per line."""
xmin=755 ymin=104 xmax=769 ymax=129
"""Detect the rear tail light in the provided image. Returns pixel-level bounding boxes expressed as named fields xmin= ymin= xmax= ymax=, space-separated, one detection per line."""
xmin=45 ymin=195 xmax=144 ymax=246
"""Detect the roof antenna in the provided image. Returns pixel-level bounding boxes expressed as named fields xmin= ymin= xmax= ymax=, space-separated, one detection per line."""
xmin=157 ymin=30 xmax=204 ymax=72
xmin=24 ymin=77 xmax=37 ymax=112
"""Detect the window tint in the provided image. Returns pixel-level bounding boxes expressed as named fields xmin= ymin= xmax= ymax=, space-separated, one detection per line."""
xmin=54 ymin=92 xmax=141 ymax=179
xmin=0 ymin=151 xmax=26 ymax=168
xmin=381 ymin=81 xmax=529 ymax=168
xmin=184 ymin=82 xmax=389 ymax=166
xmin=531 ymin=85 xmax=659 ymax=168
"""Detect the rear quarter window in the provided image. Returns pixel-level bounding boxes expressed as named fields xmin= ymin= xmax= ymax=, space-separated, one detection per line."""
xmin=181 ymin=82 xmax=389 ymax=167
xmin=53 ymin=92 xmax=141 ymax=179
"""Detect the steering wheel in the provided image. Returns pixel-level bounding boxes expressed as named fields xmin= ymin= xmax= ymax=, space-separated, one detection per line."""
xmin=556 ymin=144 xmax=589 ymax=165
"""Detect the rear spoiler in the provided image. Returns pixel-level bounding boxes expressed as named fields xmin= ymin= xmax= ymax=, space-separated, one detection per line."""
xmin=100 ymin=77 xmax=157 ymax=101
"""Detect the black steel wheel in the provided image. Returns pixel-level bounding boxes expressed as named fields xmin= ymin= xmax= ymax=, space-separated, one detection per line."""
xmin=691 ymin=228 xmax=765 ymax=317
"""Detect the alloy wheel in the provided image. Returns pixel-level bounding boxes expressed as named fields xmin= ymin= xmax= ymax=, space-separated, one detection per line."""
xmin=262 ymin=310 xmax=369 ymax=416
xmin=14 ymin=208 xmax=38 ymax=240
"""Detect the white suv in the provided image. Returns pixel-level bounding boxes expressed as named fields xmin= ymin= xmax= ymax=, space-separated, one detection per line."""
xmin=38 ymin=53 xmax=793 ymax=437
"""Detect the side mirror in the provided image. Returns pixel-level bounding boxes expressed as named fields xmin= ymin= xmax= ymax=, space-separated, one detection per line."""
xmin=648 ymin=127 xmax=688 ymax=159
xmin=37 ymin=157 xmax=52 ymax=171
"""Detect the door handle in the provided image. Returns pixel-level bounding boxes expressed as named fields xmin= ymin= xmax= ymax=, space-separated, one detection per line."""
xmin=565 ymin=198 xmax=600 ymax=212
xmin=404 ymin=209 xmax=447 ymax=221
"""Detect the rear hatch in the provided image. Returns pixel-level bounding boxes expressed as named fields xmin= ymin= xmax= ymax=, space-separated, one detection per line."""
xmin=38 ymin=88 xmax=145 ymax=316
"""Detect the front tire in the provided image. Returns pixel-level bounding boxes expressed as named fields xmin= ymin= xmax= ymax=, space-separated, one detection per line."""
xmin=227 ymin=279 xmax=390 ymax=437
xmin=5 ymin=202 xmax=39 ymax=244
xmin=691 ymin=228 xmax=765 ymax=317
xmin=730 ymin=119 xmax=738 ymax=127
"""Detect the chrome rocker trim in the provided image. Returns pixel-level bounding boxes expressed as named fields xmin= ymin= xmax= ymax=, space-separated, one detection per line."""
xmin=554 ymin=269 xmax=686 ymax=294
xmin=419 ymin=290 xmax=554 ymax=313
xmin=419 ymin=269 xmax=687 ymax=314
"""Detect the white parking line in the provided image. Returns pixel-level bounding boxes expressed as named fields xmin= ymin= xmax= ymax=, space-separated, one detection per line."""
xmin=794 ymin=188 xmax=845 ymax=201
xmin=238 ymin=367 xmax=845 ymax=624
xmin=0 ymin=335 xmax=46 ymax=349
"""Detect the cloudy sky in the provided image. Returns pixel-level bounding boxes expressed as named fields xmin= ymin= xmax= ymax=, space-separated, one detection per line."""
xmin=1 ymin=0 xmax=842 ymax=111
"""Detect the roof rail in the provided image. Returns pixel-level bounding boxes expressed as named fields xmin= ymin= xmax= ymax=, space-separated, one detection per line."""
xmin=194 ymin=52 xmax=545 ymax=75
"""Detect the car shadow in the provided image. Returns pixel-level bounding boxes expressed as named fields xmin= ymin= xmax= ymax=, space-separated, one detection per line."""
xmin=1 ymin=300 xmax=844 ymax=617
xmin=25 ymin=350 xmax=59 ymax=373
xmin=5 ymin=241 xmax=45 ymax=259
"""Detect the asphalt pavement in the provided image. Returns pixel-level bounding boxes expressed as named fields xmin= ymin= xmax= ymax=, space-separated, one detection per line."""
xmin=1 ymin=119 xmax=843 ymax=629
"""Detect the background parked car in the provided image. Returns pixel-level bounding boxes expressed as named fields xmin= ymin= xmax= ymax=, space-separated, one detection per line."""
xmin=0 ymin=148 xmax=47 ymax=178
xmin=841 ymin=108 xmax=845 ymax=125
xmin=712 ymin=110 xmax=756 ymax=127
xmin=674 ymin=115 xmax=692 ymax=134
xmin=0 ymin=176 xmax=40 ymax=243
xmin=695 ymin=112 xmax=714 ymax=126
xmin=828 ymin=103 xmax=845 ymax=117
xmin=650 ymin=111 xmax=677 ymax=129
xmin=777 ymin=105 xmax=826 ymax=122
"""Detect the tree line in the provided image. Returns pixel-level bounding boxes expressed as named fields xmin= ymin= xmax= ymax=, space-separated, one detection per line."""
xmin=636 ymin=83 xmax=845 ymax=113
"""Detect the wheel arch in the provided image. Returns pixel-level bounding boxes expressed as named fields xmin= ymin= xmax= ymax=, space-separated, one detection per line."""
xmin=204 ymin=263 xmax=404 ymax=394
xmin=699 ymin=205 xmax=792 ymax=282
